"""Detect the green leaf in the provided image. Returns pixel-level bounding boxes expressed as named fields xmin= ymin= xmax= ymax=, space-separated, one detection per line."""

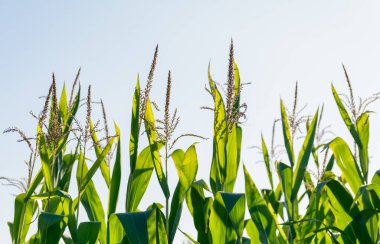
xmin=331 ymin=84 xmax=362 ymax=147
xmin=245 ymin=219 xmax=260 ymax=243
xmin=57 ymin=153 xmax=78 ymax=192
xmin=209 ymin=192 xmax=245 ymax=243
xmin=129 ymin=75 xmax=141 ymax=172
xmin=292 ymin=109 xmax=318 ymax=201
xmin=77 ymin=221 xmax=101 ymax=244
xmin=76 ymin=153 xmax=107 ymax=244
xmin=116 ymin=211 xmax=149 ymax=243
xmin=59 ymin=83 xmax=68 ymax=123
xmin=26 ymin=168 xmax=44 ymax=199
xmin=108 ymin=214 xmax=127 ymax=244
xmin=178 ymin=229 xmax=199 ymax=244
xmin=277 ymin=162 xmax=296 ymax=240
xmin=126 ymin=143 xmax=164 ymax=212
xmin=185 ymin=180 xmax=209 ymax=243
xmin=79 ymin=137 xmax=115 ymax=194
xmin=208 ymin=64 xmax=227 ymax=194
xmin=371 ymin=170 xmax=380 ymax=185
xmin=225 ymin=125 xmax=242 ymax=192
xmin=244 ymin=166 xmax=285 ymax=243
xmin=13 ymin=193 xmax=35 ymax=244
xmin=280 ymin=99 xmax=295 ymax=166
xmin=328 ymin=137 xmax=363 ymax=193
xmin=144 ymin=98 xmax=170 ymax=198
xmin=62 ymin=197 xmax=78 ymax=242
xmin=37 ymin=125 xmax=54 ymax=192
xmin=147 ymin=204 xmax=168 ymax=244
xmin=116 ymin=205 xmax=168 ymax=244
xmin=321 ymin=180 xmax=372 ymax=243
xmin=261 ymin=134 xmax=274 ymax=190
xmin=356 ymin=112 xmax=370 ymax=182
xmin=90 ymin=121 xmax=111 ymax=188
xmin=108 ymin=124 xmax=121 ymax=217
xmin=38 ymin=212 xmax=66 ymax=244
xmin=169 ymin=145 xmax=198 ymax=243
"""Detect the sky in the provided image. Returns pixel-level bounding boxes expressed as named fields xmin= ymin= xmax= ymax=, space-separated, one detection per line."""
xmin=1 ymin=1 xmax=380 ymax=243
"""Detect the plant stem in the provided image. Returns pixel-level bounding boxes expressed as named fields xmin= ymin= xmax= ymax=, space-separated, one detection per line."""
xmin=76 ymin=148 xmax=86 ymax=225
xmin=165 ymin=143 xmax=169 ymax=235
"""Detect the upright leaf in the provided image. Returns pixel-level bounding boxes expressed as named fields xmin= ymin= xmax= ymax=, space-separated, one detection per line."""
xmin=356 ymin=112 xmax=370 ymax=182
xmin=225 ymin=125 xmax=242 ymax=192
xmin=108 ymin=124 xmax=121 ymax=217
xmin=280 ymin=99 xmax=295 ymax=166
xmin=144 ymin=99 xmax=170 ymax=198
xmin=292 ymin=109 xmax=318 ymax=201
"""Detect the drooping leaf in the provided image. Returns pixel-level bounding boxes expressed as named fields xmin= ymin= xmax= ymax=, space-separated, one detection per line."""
xmin=169 ymin=145 xmax=198 ymax=243
xmin=77 ymin=221 xmax=101 ymax=244
xmin=126 ymin=143 xmax=164 ymax=212
xmin=331 ymin=84 xmax=362 ymax=147
xmin=328 ymin=137 xmax=363 ymax=193
xmin=38 ymin=212 xmax=66 ymax=244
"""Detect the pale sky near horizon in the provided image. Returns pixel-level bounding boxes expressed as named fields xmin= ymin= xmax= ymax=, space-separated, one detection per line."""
xmin=2 ymin=1 xmax=380 ymax=243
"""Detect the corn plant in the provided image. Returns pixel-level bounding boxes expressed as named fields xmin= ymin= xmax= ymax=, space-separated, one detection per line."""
xmin=4 ymin=43 xmax=380 ymax=244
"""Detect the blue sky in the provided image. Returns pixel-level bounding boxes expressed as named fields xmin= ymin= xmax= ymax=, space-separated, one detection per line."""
xmin=1 ymin=1 xmax=380 ymax=242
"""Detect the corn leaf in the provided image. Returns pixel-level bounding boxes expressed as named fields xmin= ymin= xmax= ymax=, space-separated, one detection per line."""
xmin=12 ymin=193 xmax=35 ymax=244
xmin=76 ymin=153 xmax=107 ymax=244
xmin=291 ymin=109 xmax=318 ymax=201
xmin=38 ymin=212 xmax=66 ymax=244
xmin=280 ymin=99 xmax=295 ymax=166
xmin=331 ymin=84 xmax=362 ymax=147
xmin=90 ymin=121 xmax=111 ymax=188
xmin=126 ymin=143 xmax=164 ymax=212
xmin=108 ymin=124 xmax=121 ymax=217
xmin=129 ymin=75 xmax=140 ymax=172
xmin=79 ymin=137 xmax=115 ymax=194
xmin=244 ymin=166 xmax=285 ymax=243
xmin=356 ymin=112 xmax=370 ymax=182
xmin=108 ymin=214 xmax=128 ymax=244
xmin=225 ymin=125 xmax=242 ymax=192
xmin=209 ymin=192 xmax=245 ymax=243
xmin=37 ymin=125 xmax=54 ymax=192
xmin=77 ymin=221 xmax=101 ymax=244
xmin=208 ymin=65 xmax=227 ymax=194
xmin=169 ymin=145 xmax=198 ymax=243
xmin=328 ymin=137 xmax=363 ymax=193
xmin=261 ymin=134 xmax=274 ymax=190
xmin=144 ymin=98 xmax=170 ymax=198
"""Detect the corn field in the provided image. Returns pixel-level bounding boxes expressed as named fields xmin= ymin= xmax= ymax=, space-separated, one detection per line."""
xmin=4 ymin=42 xmax=380 ymax=244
